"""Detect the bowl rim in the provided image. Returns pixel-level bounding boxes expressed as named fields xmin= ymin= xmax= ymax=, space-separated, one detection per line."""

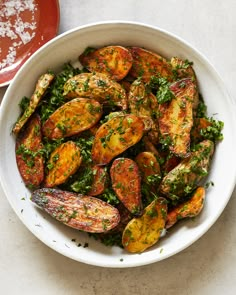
xmin=1 ymin=20 xmax=236 ymax=268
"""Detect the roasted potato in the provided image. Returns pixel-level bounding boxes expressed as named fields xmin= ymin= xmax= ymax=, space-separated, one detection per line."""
xmin=88 ymin=165 xmax=108 ymax=196
xmin=63 ymin=72 xmax=127 ymax=110
xmin=166 ymin=186 xmax=205 ymax=228
xmin=143 ymin=136 xmax=161 ymax=158
xmin=122 ymin=197 xmax=167 ymax=253
xmin=129 ymin=47 xmax=173 ymax=82
xmin=45 ymin=141 xmax=82 ymax=187
xmin=171 ymin=57 xmax=199 ymax=112
xmin=31 ymin=188 xmax=120 ymax=233
xmin=15 ymin=114 xmax=44 ymax=188
xmin=79 ymin=45 xmax=133 ymax=81
xmin=128 ymin=79 xmax=159 ymax=144
xmin=162 ymin=153 xmax=181 ymax=174
xmin=13 ymin=73 xmax=54 ymax=135
xmin=160 ymin=140 xmax=214 ymax=200
xmin=110 ymin=158 xmax=142 ymax=215
xmin=135 ymin=152 xmax=161 ymax=190
xmin=92 ymin=114 xmax=144 ymax=165
xmin=159 ymin=78 xmax=196 ymax=157
xmin=42 ymin=98 xmax=102 ymax=139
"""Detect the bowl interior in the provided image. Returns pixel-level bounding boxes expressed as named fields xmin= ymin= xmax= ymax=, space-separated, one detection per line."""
xmin=0 ymin=22 xmax=236 ymax=268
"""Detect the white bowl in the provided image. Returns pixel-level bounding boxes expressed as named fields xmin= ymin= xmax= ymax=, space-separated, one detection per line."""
xmin=0 ymin=21 xmax=236 ymax=268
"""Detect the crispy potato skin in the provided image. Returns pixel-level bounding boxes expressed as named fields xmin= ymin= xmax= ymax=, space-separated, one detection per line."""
xmin=42 ymin=98 xmax=102 ymax=139
xmin=88 ymin=165 xmax=108 ymax=196
xmin=171 ymin=57 xmax=199 ymax=112
xmin=63 ymin=72 xmax=127 ymax=110
xmin=160 ymin=140 xmax=214 ymax=200
xmin=159 ymin=78 xmax=196 ymax=157
xmin=15 ymin=114 xmax=44 ymax=188
xmin=128 ymin=79 xmax=159 ymax=144
xmin=163 ymin=154 xmax=181 ymax=174
xmin=45 ymin=141 xmax=82 ymax=187
xmin=13 ymin=73 xmax=54 ymax=135
xmin=92 ymin=114 xmax=144 ymax=165
xmin=31 ymin=188 xmax=120 ymax=233
xmin=135 ymin=152 xmax=161 ymax=193
xmin=166 ymin=186 xmax=205 ymax=228
xmin=122 ymin=198 xmax=167 ymax=253
xmin=110 ymin=158 xmax=142 ymax=215
xmin=129 ymin=47 xmax=173 ymax=82
xmin=79 ymin=46 xmax=133 ymax=81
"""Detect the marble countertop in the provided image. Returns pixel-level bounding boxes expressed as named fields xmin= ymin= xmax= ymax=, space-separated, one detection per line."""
xmin=0 ymin=0 xmax=236 ymax=294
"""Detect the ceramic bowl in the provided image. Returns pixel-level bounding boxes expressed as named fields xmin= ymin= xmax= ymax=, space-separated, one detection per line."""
xmin=0 ymin=21 xmax=236 ymax=268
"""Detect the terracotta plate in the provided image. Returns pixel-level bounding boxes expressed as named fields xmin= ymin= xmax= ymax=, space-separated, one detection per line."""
xmin=0 ymin=0 xmax=60 ymax=87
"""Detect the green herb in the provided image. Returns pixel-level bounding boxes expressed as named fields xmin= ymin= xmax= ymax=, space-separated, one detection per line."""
xmin=195 ymin=94 xmax=207 ymax=118
xmin=147 ymin=76 xmax=174 ymax=104
xmin=82 ymin=47 xmax=96 ymax=56
xmin=38 ymin=63 xmax=81 ymax=123
xmin=99 ymin=187 xmax=120 ymax=205
xmin=70 ymin=167 xmax=94 ymax=194
xmin=19 ymin=96 xmax=30 ymax=113
xmin=200 ymin=118 xmax=224 ymax=141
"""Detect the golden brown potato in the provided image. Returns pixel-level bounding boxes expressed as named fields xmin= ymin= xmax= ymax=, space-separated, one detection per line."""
xmin=128 ymin=79 xmax=159 ymax=143
xmin=166 ymin=186 xmax=205 ymax=228
xmin=122 ymin=198 xmax=167 ymax=253
xmin=42 ymin=98 xmax=102 ymax=139
xmin=159 ymin=78 xmax=196 ymax=157
xmin=129 ymin=47 xmax=173 ymax=82
xmin=79 ymin=45 xmax=133 ymax=81
xmin=110 ymin=158 xmax=142 ymax=215
xmin=88 ymin=165 xmax=108 ymax=196
xmin=160 ymin=140 xmax=214 ymax=200
xmin=63 ymin=72 xmax=127 ymax=110
xmin=31 ymin=188 xmax=120 ymax=233
xmin=13 ymin=73 xmax=54 ymax=135
xmin=135 ymin=152 xmax=161 ymax=191
xmin=92 ymin=114 xmax=144 ymax=165
xmin=15 ymin=114 xmax=44 ymax=188
xmin=171 ymin=57 xmax=196 ymax=80
xmin=170 ymin=57 xmax=199 ymax=112
xmin=45 ymin=141 xmax=82 ymax=187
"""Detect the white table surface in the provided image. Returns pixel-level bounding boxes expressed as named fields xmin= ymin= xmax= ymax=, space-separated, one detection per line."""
xmin=1 ymin=0 xmax=236 ymax=294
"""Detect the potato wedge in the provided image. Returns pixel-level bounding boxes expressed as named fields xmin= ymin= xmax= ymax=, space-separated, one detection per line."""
xmin=159 ymin=78 xmax=196 ymax=157
xmin=31 ymin=188 xmax=120 ymax=233
xmin=45 ymin=141 xmax=82 ymax=187
xmin=79 ymin=46 xmax=133 ymax=81
xmin=63 ymin=72 xmax=127 ymax=110
xmin=15 ymin=114 xmax=44 ymax=188
xmin=160 ymin=140 xmax=214 ymax=200
xmin=135 ymin=152 xmax=161 ymax=189
xmin=129 ymin=47 xmax=173 ymax=82
xmin=122 ymin=198 xmax=167 ymax=253
xmin=163 ymin=154 xmax=181 ymax=174
xmin=171 ymin=57 xmax=199 ymax=112
xmin=92 ymin=114 xmax=144 ymax=165
xmin=88 ymin=166 xmax=108 ymax=196
xmin=110 ymin=158 xmax=142 ymax=215
xmin=143 ymin=136 xmax=161 ymax=158
xmin=13 ymin=73 xmax=54 ymax=135
xmin=128 ymin=79 xmax=159 ymax=143
xmin=42 ymin=98 xmax=102 ymax=139
xmin=128 ymin=79 xmax=158 ymax=116
xmin=166 ymin=186 xmax=205 ymax=228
